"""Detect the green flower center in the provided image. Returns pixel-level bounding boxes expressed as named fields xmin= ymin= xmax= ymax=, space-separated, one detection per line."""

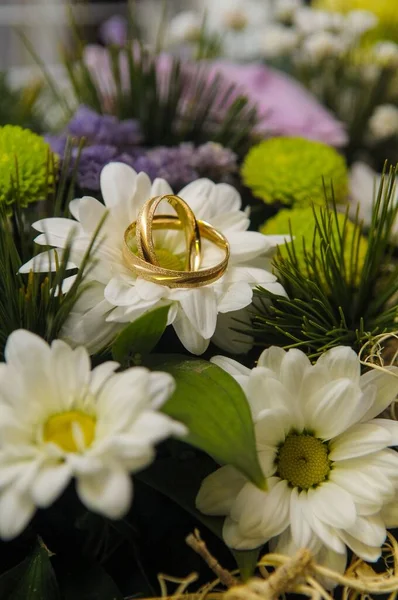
xmin=43 ymin=411 xmax=96 ymax=453
xmin=155 ymin=248 xmax=184 ymax=271
xmin=276 ymin=433 xmax=331 ymax=490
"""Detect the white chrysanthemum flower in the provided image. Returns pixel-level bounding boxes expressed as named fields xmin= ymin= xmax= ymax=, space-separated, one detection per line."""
xmin=274 ymin=0 xmax=303 ymax=24
xmin=0 ymin=330 xmax=185 ymax=540
xmin=369 ymin=104 xmax=398 ymax=140
xmin=372 ymin=41 xmax=398 ymax=68
xmin=301 ymin=31 xmax=347 ymax=62
xmin=167 ymin=11 xmax=203 ymax=45
xmin=344 ymin=10 xmax=378 ymax=38
xmin=197 ymin=346 xmax=398 ymax=574
xmin=20 ymin=163 xmax=286 ymax=355
xmin=294 ymin=8 xmax=345 ymax=35
xmin=349 ymin=162 xmax=398 ymax=243
xmin=261 ymin=25 xmax=299 ymax=58
xmin=203 ymin=0 xmax=272 ymax=60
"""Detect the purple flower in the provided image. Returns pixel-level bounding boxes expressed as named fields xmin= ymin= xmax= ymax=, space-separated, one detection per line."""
xmin=99 ymin=15 xmax=128 ymax=47
xmin=68 ymin=106 xmax=142 ymax=147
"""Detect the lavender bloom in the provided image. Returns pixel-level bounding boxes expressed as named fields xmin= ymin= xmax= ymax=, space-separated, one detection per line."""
xmin=99 ymin=15 xmax=128 ymax=47
xmin=68 ymin=106 xmax=142 ymax=147
xmin=133 ymin=142 xmax=237 ymax=189
xmin=46 ymin=107 xmax=238 ymax=191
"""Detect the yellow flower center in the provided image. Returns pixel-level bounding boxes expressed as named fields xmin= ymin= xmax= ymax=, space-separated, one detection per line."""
xmin=155 ymin=248 xmax=185 ymax=271
xmin=225 ymin=10 xmax=248 ymax=31
xmin=43 ymin=411 xmax=96 ymax=453
xmin=276 ymin=433 xmax=331 ymax=490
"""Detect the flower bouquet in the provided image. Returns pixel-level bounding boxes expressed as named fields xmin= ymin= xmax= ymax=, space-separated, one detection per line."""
xmin=0 ymin=2 xmax=397 ymax=599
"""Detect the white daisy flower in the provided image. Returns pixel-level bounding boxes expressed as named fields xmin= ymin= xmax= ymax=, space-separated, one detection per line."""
xmin=369 ymin=104 xmax=398 ymax=140
xmin=0 ymin=329 xmax=185 ymax=540
xmin=203 ymin=0 xmax=272 ymax=60
xmin=196 ymin=346 xmax=398 ymax=573
xmin=20 ymin=163 xmax=286 ymax=355
xmin=167 ymin=11 xmax=203 ymax=45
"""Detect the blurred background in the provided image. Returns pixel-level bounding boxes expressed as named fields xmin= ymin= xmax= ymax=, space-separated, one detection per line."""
xmin=0 ymin=0 xmax=193 ymax=75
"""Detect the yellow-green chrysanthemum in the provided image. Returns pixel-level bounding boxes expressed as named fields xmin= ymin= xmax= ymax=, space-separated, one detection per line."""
xmin=0 ymin=126 xmax=56 ymax=208
xmin=261 ymin=206 xmax=368 ymax=285
xmin=316 ymin=0 xmax=398 ymax=44
xmin=242 ymin=137 xmax=348 ymax=207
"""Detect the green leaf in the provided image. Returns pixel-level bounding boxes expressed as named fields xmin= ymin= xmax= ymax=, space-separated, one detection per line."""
xmin=137 ymin=455 xmax=261 ymax=580
xmin=111 ymin=305 xmax=170 ymax=365
xmin=59 ymin=560 xmax=123 ymax=600
xmin=0 ymin=540 xmax=61 ymax=600
xmin=147 ymin=354 xmax=266 ymax=490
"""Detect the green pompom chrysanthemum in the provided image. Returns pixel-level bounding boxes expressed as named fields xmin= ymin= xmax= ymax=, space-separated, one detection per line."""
xmin=261 ymin=206 xmax=368 ymax=285
xmin=0 ymin=126 xmax=56 ymax=208
xmin=242 ymin=137 xmax=348 ymax=207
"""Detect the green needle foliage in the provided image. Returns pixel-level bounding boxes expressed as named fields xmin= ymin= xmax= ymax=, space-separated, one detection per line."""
xmin=0 ymin=146 xmax=101 ymax=358
xmin=37 ymin=6 xmax=258 ymax=156
xmin=251 ymin=165 xmax=398 ymax=360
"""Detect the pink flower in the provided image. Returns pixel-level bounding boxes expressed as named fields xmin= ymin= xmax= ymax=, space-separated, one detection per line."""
xmin=208 ymin=61 xmax=348 ymax=147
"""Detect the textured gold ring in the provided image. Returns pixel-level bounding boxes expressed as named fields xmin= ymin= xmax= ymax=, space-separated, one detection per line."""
xmin=123 ymin=215 xmax=230 ymax=288
xmin=136 ymin=195 xmax=201 ymax=272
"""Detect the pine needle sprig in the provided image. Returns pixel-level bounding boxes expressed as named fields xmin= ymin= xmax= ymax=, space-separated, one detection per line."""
xmin=250 ymin=165 xmax=398 ymax=359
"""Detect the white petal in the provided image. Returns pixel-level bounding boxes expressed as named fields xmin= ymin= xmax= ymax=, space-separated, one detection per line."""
xmin=172 ymin=310 xmax=210 ymax=355
xmin=227 ymin=232 xmax=270 ymax=262
xmin=178 ymin=288 xmax=217 ymax=338
xmin=196 ymin=465 xmax=246 ymax=516
xmin=134 ymin=278 xmax=166 ymax=302
xmin=280 ymin=349 xmax=311 ymax=396
xmin=255 ymin=409 xmax=292 ymax=448
xmin=304 ymin=379 xmax=363 ymax=439
xmin=0 ymin=487 xmax=36 ymax=540
xmin=31 ymin=463 xmax=72 ymax=508
xmin=232 ymin=478 xmax=291 ymax=541
xmin=329 ymin=423 xmax=393 ymax=461
xmin=130 ymin=411 xmax=186 ymax=445
xmin=370 ymin=418 xmax=398 ymax=445
xmin=257 ymin=346 xmax=286 ymax=375
xmin=19 ymin=249 xmax=76 ymax=273
xmin=148 ymin=372 xmax=176 ymax=409
xmin=331 ymin=463 xmax=393 ymax=506
xmin=104 ymin=278 xmax=139 ymax=307
xmin=211 ymin=211 xmax=249 ymax=233
xmin=75 ymin=196 xmax=108 ymax=233
xmin=316 ymin=346 xmax=360 ymax=383
xmin=51 ymin=341 xmax=91 ymax=411
xmin=338 ymin=530 xmax=382 ymax=562
xmin=345 ymin=514 xmax=386 ymax=548
xmin=100 ymin=162 xmax=138 ymax=208
xmin=381 ymin=500 xmax=398 ymax=527
xmin=151 ymin=178 xmax=174 ymax=197
xmin=307 ymin=482 xmax=356 ymax=528
xmin=290 ymin=488 xmax=321 ymax=552
xmin=77 ymin=469 xmax=133 ymax=519
xmin=33 ymin=217 xmax=82 ymax=243
xmin=90 ymin=361 xmax=120 ymax=395
xmin=217 ymin=282 xmax=253 ymax=314
xmin=212 ymin=308 xmax=254 ymax=355
xmin=222 ymin=517 xmax=265 ymax=550
xmin=360 ymin=367 xmax=398 ymax=421
xmin=305 ymin=512 xmax=346 ymax=554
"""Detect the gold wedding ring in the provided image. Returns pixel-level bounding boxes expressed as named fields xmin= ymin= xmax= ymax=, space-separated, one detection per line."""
xmin=123 ymin=195 xmax=230 ymax=288
xmin=136 ymin=195 xmax=201 ymax=272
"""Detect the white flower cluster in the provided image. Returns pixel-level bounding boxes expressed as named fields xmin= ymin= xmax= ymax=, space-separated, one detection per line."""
xmin=369 ymin=104 xmax=398 ymax=140
xmin=166 ymin=0 xmax=382 ymax=64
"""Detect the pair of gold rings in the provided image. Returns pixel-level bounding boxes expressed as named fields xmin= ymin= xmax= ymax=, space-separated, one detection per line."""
xmin=122 ymin=194 xmax=230 ymax=288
